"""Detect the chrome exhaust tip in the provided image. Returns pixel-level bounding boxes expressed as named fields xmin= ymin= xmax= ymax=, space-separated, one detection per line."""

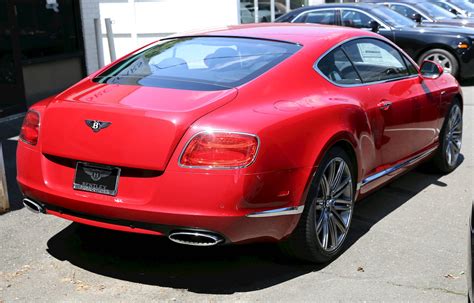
xmin=22 ymin=198 xmax=45 ymax=214
xmin=168 ymin=231 xmax=224 ymax=246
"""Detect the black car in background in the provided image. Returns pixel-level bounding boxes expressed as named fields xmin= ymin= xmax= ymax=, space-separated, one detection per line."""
xmin=361 ymin=0 xmax=474 ymax=27
xmin=276 ymin=3 xmax=474 ymax=78
xmin=429 ymin=0 xmax=474 ymax=18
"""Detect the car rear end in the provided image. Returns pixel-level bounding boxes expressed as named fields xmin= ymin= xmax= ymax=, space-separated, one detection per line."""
xmin=16 ymin=35 xmax=309 ymax=245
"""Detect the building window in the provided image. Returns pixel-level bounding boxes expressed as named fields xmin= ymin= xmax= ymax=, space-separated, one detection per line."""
xmin=325 ymin=0 xmax=358 ymax=3
xmin=15 ymin=0 xmax=82 ymax=62
xmin=240 ymin=0 xmax=307 ymax=23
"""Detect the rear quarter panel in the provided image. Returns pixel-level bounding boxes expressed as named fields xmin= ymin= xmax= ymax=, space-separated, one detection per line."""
xmin=165 ymin=43 xmax=376 ymax=201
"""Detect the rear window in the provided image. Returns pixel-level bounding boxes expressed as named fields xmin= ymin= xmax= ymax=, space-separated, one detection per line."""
xmin=93 ymin=37 xmax=301 ymax=91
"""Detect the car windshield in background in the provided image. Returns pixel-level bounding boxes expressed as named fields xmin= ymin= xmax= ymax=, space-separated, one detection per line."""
xmin=371 ymin=6 xmax=416 ymax=27
xmin=94 ymin=37 xmax=301 ymax=91
xmin=451 ymin=0 xmax=474 ymax=12
xmin=417 ymin=2 xmax=458 ymax=19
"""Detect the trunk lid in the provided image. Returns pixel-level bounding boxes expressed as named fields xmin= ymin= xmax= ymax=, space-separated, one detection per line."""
xmin=40 ymin=80 xmax=237 ymax=171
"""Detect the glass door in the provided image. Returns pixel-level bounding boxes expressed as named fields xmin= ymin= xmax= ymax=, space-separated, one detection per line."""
xmin=0 ymin=0 xmax=26 ymax=117
xmin=240 ymin=0 xmax=308 ymax=24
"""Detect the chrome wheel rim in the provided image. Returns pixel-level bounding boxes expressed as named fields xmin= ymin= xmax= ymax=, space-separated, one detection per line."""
xmin=426 ymin=53 xmax=452 ymax=74
xmin=314 ymin=157 xmax=353 ymax=253
xmin=445 ymin=105 xmax=462 ymax=167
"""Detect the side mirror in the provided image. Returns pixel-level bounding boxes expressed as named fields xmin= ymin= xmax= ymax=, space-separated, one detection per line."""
xmin=411 ymin=13 xmax=422 ymax=23
xmin=369 ymin=20 xmax=380 ymax=32
xmin=420 ymin=60 xmax=444 ymax=79
xmin=449 ymin=8 xmax=459 ymax=15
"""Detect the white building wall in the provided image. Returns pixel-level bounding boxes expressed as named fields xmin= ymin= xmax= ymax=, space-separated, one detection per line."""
xmin=99 ymin=0 xmax=240 ymax=65
xmin=80 ymin=0 xmax=318 ymax=73
xmin=79 ymin=0 xmax=101 ymax=74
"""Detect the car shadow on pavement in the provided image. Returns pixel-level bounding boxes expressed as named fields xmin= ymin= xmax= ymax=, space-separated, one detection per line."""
xmin=47 ymin=224 xmax=323 ymax=294
xmin=45 ymin=157 xmax=462 ymax=294
xmin=344 ymin=159 xmax=460 ymax=251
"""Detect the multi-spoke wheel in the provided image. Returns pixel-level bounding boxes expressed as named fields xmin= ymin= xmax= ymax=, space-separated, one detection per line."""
xmin=419 ymin=49 xmax=458 ymax=77
xmin=280 ymin=146 xmax=355 ymax=263
xmin=445 ymin=105 xmax=462 ymax=167
xmin=432 ymin=101 xmax=463 ymax=173
xmin=314 ymin=157 xmax=353 ymax=253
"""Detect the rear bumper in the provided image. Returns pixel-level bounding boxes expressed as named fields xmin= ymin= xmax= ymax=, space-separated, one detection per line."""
xmin=17 ymin=142 xmax=313 ymax=243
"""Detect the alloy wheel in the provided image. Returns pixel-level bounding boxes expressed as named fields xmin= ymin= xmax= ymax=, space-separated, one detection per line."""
xmin=445 ymin=104 xmax=463 ymax=167
xmin=314 ymin=157 xmax=353 ymax=253
xmin=426 ymin=53 xmax=452 ymax=74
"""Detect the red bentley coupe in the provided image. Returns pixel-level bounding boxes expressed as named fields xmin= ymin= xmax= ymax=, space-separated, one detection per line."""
xmin=17 ymin=24 xmax=463 ymax=262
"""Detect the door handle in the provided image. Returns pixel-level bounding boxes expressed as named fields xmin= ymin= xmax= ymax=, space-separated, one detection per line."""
xmin=378 ymin=101 xmax=393 ymax=111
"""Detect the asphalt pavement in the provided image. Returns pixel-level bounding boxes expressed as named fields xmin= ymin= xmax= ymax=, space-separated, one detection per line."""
xmin=0 ymin=85 xmax=472 ymax=302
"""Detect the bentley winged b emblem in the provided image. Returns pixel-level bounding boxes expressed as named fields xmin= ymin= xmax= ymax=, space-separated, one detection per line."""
xmin=85 ymin=120 xmax=112 ymax=132
xmin=84 ymin=167 xmax=112 ymax=182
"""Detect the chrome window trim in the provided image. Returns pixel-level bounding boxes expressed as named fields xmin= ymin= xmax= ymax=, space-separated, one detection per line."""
xmin=178 ymin=130 xmax=261 ymax=170
xmin=313 ymin=36 xmax=419 ymax=88
xmin=357 ymin=146 xmax=438 ymax=190
xmin=384 ymin=2 xmax=434 ymax=22
xmin=246 ymin=205 xmax=305 ymax=218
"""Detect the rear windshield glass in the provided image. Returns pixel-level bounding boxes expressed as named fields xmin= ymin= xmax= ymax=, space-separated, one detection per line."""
xmin=417 ymin=2 xmax=457 ymax=19
xmin=93 ymin=37 xmax=301 ymax=91
xmin=371 ymin=6 xmax=416 ymax=28
xmin=451 ymin=0 xmax=474 ymax=12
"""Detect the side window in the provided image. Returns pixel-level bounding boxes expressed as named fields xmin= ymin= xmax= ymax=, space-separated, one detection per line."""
xmin=402 ymin=55 xmax=419 ymax=75
xmin=316 ymin=47 xmax=362 ymax=85
xmin=342 ymin=39 xmax=409 ymax=82
xmin=340 ymin=10 xmax=374 ymax=29
xmin=390 ymin=4 xmax=414 ymax=18
xmin=434 ymin=2 xmax=451 ymax=11
xmin=390 ymin=4 xmax=428 ymax=21
xmin=294 ymin=10 xmax=336 ymax=25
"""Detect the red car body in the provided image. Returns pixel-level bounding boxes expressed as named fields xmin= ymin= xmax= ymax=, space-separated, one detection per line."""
xmin=17 ymin=24 xmax=461 ymax=245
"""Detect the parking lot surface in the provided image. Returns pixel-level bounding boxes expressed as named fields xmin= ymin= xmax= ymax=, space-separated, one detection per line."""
xmin=0 ymin=86 xmax=473 ymax=303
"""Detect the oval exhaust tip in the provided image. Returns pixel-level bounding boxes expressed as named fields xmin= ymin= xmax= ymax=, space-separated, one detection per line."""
xmin=168 ymin=231 xmax=223 ymax=246
xmin=22 ymin=198 xmax=45 ymax=214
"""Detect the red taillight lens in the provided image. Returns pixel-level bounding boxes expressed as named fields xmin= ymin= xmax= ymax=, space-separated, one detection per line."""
xmin=180 ymin=132 xmax=259 ymax=168
xmin=20 ymin=110 xmax=40 ymax=145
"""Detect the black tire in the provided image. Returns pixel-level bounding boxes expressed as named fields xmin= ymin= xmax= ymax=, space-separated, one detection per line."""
xmin=279 ymin=146 xmax=356 ymax=263
xmin=418 ymin=48 xmax=459 ymax=78
xmin=431 ymin=100 xmax=463 ymax=173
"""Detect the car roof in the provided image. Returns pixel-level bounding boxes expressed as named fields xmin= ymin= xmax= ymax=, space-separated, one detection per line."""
xmin=171 ymin=23 xmax=376 ymax=47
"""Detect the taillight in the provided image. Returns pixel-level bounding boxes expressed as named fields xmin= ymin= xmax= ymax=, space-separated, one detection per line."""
xmin=19 ymin=110 xmax=40 ymax=145
xmin=180 ymin=131 xmax=259 ymax=168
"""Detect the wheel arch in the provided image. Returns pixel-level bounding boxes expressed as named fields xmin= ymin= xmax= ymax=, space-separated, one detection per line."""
xmin=415 ymin=44 xmax=459 ymax=62
xmin=312 ymin=135 xmax=359 ymax=181
xmin=415 ymin=45 xmax=460 ymax=74
xmin=454 ymin=93 xmax=463 ymax=111
xmin=331 ymin=140 xmax=359 ymax=182
xmin=301 ymin=131 xmax=363 ymax=204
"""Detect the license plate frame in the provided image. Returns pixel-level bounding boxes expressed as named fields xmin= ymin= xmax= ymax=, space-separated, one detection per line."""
xmin=73 ymin=162 xmax=121 ymax=196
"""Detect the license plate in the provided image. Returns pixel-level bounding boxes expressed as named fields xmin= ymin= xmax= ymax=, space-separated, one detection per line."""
xmin=73 ymin=162 xmax=120 ymax=196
